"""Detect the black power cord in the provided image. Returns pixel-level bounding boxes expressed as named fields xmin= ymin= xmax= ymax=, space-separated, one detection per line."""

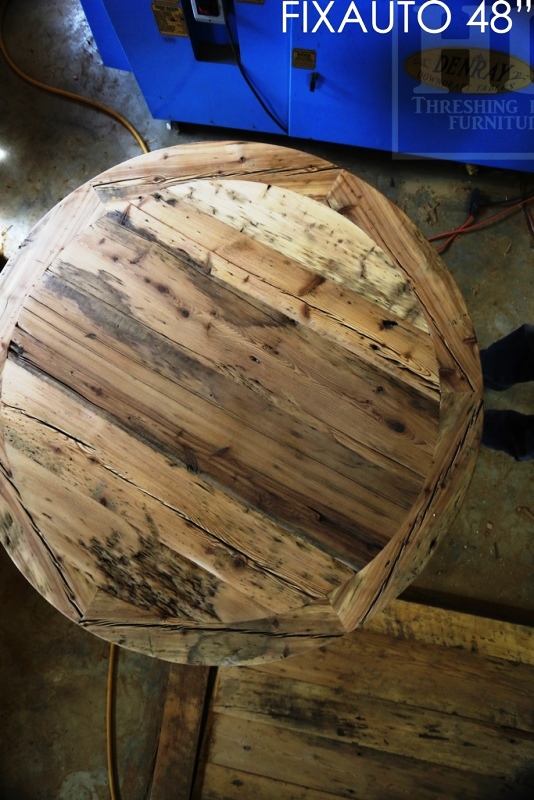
xmin=221 ymin=0 xmax=288 ymax=134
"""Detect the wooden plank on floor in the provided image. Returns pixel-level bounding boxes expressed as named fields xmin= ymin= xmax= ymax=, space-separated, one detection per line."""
xmin=255 ymin=627 xmax=534 ymax=734
xmin=149 ymin=664 xmax=211 ymax=800
xmin=198 ymin=764 xmax=351 ymax=800
xmin=213 ymin=668 xmax=534 ymax=778
xmin=200 ymin=714 xmax=514 ymax=800
xmin=363 ymin=599 xmax=534 ymax=665
xmin=193 ymin=602 xmax=534 ymax=799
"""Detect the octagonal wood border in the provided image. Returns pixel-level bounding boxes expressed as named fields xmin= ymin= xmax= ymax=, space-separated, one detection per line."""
xmin=0 ymin=142 xmax=483 ymax=664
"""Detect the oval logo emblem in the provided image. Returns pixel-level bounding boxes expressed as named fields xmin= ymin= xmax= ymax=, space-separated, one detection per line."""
xmin=405 ymin=48 xmax=534 ymax=94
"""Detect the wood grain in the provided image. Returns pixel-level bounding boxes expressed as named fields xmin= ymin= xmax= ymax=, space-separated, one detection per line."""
xmin=194 ymin=604 xmax=534 ymax=799
xmin=363 ymin=598 xmax=534 ymax=666
xmin=0 ymin=142 xmax=482 ymax=664
xmin=149 ymin=664 xmax=211 ymax=800
xmin=199 ymin=716 xmax=511 ymax=800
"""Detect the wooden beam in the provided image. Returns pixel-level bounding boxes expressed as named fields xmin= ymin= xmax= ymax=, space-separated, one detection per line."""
xmin=363 ymin=598 xmax=534 ymax=665
xmin=149 ymin=664 xmax=212 ymax=800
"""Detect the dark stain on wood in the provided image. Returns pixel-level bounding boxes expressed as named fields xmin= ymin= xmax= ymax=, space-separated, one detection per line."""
xmin=183 ymin=445 xmax=199 ymax=473
xmin=89 ymin=530 xmax=220 ymax=621
xmin=299 ymin=274 xmax=325 ymax=296
xmin=212 ymin=446 xmax=231 ymax=457
xmin=387 ymin=420 xmax=406 ymax=434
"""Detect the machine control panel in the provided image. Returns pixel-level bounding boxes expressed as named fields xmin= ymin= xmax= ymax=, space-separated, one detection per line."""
xmin=192 ymin=0 xmax=225 ymax=24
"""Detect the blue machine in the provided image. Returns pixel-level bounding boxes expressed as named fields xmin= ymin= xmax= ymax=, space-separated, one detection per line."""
xmin=81 ymin=1 xmax=534 ymax=171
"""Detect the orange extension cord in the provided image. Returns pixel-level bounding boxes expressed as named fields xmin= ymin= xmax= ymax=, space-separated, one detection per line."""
xmin=429 ymin=194 xmax=534 ymax=254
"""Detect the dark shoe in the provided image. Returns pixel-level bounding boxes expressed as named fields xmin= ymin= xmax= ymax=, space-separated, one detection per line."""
xmin=482 ymin=410 xmax=534 ymax=461
xmin=480 ymin=324 xmax=534 ymax=391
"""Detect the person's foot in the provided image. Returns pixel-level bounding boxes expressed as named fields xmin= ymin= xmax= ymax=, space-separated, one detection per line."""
xmin=482 ymin=410 xmax=534 ymax=461
xmin=479 ymin=353 xmax=511 ymax=390
xmin=480 ymin=324 xmax=534 ymax=391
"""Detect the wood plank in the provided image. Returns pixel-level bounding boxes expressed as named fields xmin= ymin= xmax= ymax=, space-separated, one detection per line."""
xmin=329 ymin=391 xmax=482 ymax=631
xmin=203 ymin=714 xmax=511 ymax=800
xmin=90 ymin=140 xmax=338 ymax=199
xmin=40 ymin=251 xmax=425 ymax=519
xmin=213 ymin=236 xmax=437 ymax=388
xmin=14 ymin=247 xmax=432 ymax=567
xmin=4 ymin=446 xmax=269 ymax=625
xmin=195 ymin=600 xmax=534 ymax=798
xmin=165 ymin=180 xmax=427 ymax=330
xmin=10 ymin=311 xmax=397 ymax=568
xmin=150 ymin=664 xmax=211 ymax=800
xmin=363 ymin=599 xmax=534 ymax=666
xmin=43 ymin=257 xmax=423 ymax=532
xmin=1 ymin=390 xmax=305 ymax=616
xmin=59 ymin=205 xmax=438 ymax=408
xmin=325 ymin=171 xmax=482 ymax=394
xmin=213 ymin=669 xmax=534 ymax=776
xmin=63 ymin=208 xmax=439 ymax=474
xmin=0 ymin=183 xmax=103 ymax=361
xmin=95 ymin=166 xmax=343 ymax=208
xmin=254 ymin=625 xmax=534 ymax=734
xmin=0 ymin=457 xmax=91 ymax=621
xmin=0 ymin=182 xmax=105 ymax=622
xmin=197 ymin=764 xmax=349 ymax=800
xmin=81 ymin=593 xmax=346 ymax=665
xmin=2 ymin=360 xmax=351 ymax=600
xmin=124 ymin=188 xmax=438 ymax=397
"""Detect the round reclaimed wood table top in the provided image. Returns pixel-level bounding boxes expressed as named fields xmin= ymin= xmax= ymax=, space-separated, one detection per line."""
xmin=0 ymin=142 xmax=483 ymax=665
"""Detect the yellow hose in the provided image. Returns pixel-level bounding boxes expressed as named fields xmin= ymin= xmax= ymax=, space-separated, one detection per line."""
xmin=107 ymin=643 xmax=120 ymax=800
xmin=0 ymin=1 xmax=149 ymax=154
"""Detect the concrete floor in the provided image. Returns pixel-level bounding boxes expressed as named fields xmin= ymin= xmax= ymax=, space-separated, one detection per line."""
xmin=0 ymin=0 xmax=532 ymax=797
